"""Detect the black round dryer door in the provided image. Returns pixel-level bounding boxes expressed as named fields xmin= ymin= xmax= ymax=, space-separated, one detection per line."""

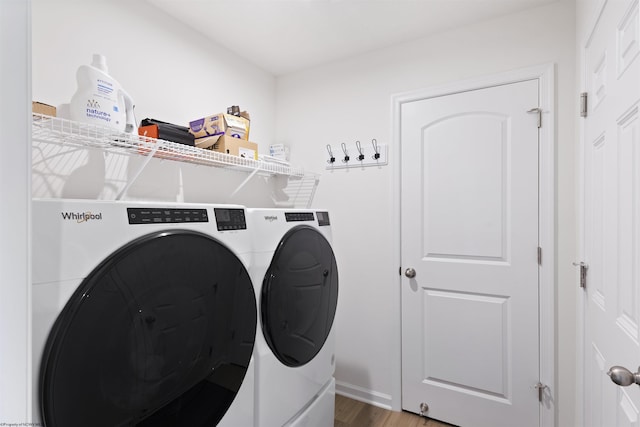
xmin=40 ymin=230 xmax=257 ymax=427
xmin=261 ymin=225 xmax=338 ymax=367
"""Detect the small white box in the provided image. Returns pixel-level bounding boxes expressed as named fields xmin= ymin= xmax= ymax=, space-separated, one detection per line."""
xmin=269 ymin=144 xmax=289 ymax=161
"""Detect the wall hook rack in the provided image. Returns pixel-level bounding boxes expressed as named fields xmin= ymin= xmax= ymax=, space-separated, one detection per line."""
xmin=325 ymin=139 xmax=388 ymax=169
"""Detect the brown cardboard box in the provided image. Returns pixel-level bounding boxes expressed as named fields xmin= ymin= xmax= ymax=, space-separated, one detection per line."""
xmin=32 ymin=102 xmax=56 ymax=117
xmin=189 ymin=113 xmax=250 ymax=140
xmin=212 ymin=135 xmax=258 ymax=160
xmin=194 ymin=135 xmax=219 ymax=149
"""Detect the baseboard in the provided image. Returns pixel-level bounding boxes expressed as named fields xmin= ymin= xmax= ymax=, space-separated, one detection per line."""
xmin=335 ymin=380 xmax=393 ymax=410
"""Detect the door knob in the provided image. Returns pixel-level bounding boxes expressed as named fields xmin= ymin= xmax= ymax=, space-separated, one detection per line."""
xmin=607 ymin=366 xmax=640 ymax=387
xmin=405 ymin=268 xmax=416 ymax=278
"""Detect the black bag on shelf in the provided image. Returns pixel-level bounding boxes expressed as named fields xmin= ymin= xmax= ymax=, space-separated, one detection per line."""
xmin=139 ymin=118 xmax=195 ymax=147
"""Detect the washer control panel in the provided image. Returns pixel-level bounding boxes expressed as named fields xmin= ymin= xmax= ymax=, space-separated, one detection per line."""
xmin=285 ymin=212 xmax=315 ymax=222
xmin=214 ymin=208 xmax=247 ymax=231
xmin=127 ymin=208 xmax=209 ymax=224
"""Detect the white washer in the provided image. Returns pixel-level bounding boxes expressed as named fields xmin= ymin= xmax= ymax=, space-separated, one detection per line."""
xmin=32 ymin=198 xmax=257 ymax=427
xmin=247 ymin=208 xmax=338 ymax=427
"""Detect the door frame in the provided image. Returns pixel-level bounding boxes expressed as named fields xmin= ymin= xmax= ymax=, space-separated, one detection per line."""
xmin=390 ymin=63 xmax=555 ymax=426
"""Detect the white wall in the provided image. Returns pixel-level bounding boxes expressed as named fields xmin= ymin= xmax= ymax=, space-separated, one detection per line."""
xmin=31 ymin=0 xmax=279 ymax=205
xmin=276 ymin=1 xmax=577 ymax=425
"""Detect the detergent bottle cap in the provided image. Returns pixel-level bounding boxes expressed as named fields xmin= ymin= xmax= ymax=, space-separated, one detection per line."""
xmin=91 ymin=54 xmax=108 ymax=73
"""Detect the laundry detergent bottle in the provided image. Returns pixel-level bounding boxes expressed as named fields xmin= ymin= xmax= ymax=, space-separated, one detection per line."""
xmin=70 ymin=54 xmax=136 ymax=133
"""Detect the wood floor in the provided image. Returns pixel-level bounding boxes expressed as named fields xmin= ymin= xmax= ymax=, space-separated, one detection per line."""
xmin=335 ymin=394 xmax=457 ymax=427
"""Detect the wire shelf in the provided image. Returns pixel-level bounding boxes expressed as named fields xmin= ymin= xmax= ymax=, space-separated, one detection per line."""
xmin=31 ymin=114 xmax=319 ymax=207
xmin=32 ymin=114 xmax=307 ymax=177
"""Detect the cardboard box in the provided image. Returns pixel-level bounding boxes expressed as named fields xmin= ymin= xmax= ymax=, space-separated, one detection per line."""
xmin=189 ymin=113 xmax=250 ymax=140
xmin=194 ymin=135 xmax=220 ymax=149
xmin=32 ymin=101 xmax=56 ymax=117
xmin=212 ymin=135 xmax=258 ymax=160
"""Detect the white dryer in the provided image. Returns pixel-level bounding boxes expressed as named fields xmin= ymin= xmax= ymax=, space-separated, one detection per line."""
xmin=247 ymin=208 xmax=338 ymax=427
xmin=32 ymin=198 xmax=257 ymax=427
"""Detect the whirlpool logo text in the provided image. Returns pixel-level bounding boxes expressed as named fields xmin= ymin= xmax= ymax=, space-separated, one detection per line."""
xmin=60 ymin=211 xmax=103 ymax=223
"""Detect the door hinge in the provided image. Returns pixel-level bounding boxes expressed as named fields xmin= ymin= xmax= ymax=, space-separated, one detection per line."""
xmin=537 ymin=247 xmax=542 ymax=265
xmin=580 ymin=92 xmax=588 ymax=117
xmin=527 ymin=107 xmax=542 ymax=128
xmin=535 ymin=382 xmax=549 ymax=402
xmin=573 ymin=262 xmax=589 ymax=289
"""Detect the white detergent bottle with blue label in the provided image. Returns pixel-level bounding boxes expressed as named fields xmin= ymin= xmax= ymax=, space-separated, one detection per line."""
xmin=70 ymin=54 xmax=136 ymax=133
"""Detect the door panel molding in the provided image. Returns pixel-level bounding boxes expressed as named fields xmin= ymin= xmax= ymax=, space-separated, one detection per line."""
xmin=391 ymin=63 xmax=555 ymax=426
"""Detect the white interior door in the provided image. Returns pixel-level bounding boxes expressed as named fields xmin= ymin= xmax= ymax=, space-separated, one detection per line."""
xmin=582 ymin=0 xmax=640 ymax=425
xmin=400 ymin=79 xmax=541 ymax=427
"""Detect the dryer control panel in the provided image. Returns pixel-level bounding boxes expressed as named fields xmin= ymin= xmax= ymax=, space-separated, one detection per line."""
xmin=214 ymin=208 xmax=247 ymax=231
xmin=127 ymin=208 xmax=209 ymax=224
xmin=316 ymin=211 xmax=331 ymax=226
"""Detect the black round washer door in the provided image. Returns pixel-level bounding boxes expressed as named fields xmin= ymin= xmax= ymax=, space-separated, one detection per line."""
xmin=40 ymin=230 xmax=257 ymax=427
xmin=261 ymin=225 xmax=338 ymax=367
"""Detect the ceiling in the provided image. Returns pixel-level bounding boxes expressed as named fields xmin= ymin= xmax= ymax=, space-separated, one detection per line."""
xmin=146 ymin=0 xmax=557 ymax=76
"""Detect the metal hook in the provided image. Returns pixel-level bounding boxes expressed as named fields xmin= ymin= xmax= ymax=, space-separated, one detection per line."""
xmin=341 ymin=142 xmax=350 ymax=163
xmin=371 ymin=138 xmax=380 ymax=160
xmin=326 ymin=144 xmax=335 ymax=164
xmin=355 ymin=140 xmax=365 ymax=161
